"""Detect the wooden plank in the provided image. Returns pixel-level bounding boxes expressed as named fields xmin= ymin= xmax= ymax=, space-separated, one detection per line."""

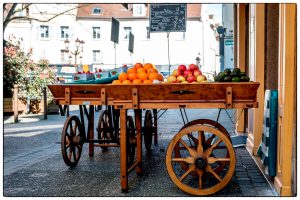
xmin=226 ymin=87 xmax=232 ymax=108
xmin=64 ymin=87 xmax=70 ymax=105
xmin=120 ymin=109 xmax=128 ymax=192
xmin=132 ymin=88 xmax=139 ymax=109
xmin=134 ymin=109 xmax=142 ymax=175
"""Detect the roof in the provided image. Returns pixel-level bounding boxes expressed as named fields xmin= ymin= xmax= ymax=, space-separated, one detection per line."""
xmin=77 ymin=4 xmax=201 ymax=20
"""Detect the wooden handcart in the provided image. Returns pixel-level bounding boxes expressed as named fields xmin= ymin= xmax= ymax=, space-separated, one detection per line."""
xmin=48 ymin=82 xmax=259 ymax=196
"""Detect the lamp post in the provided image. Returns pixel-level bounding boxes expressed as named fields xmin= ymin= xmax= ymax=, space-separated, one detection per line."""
xmin=63 ymin=38 xmax=85 ymax=65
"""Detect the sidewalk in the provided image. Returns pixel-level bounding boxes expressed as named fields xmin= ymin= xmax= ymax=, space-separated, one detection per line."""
xmin=3 ymin=108 xmax=278 ymax=197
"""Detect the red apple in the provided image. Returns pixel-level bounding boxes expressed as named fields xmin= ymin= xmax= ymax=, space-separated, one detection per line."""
xmin=178 ymin=65 xmax=187 ymax=73
xmin=167 ymin=75 xmax=177 ymax=83
xmin=187 ymin=76 xmax=196 ymax=83
xmin=188 ymin=64 xmax=199 ymax=72
xmin=78 ymin=71 xmax=82 ymax=74
xmin=193 ymin=70 xmax=202 ymax=77
xmin=196 ymin=75 xmax=207 ymax=82
xmin=177 ymin=75 xmax=186 ymax=82
xmin=183 ymin=70 xmax=192 ymax=77
xmin=172 ymin=69 xmax=179 ymax=76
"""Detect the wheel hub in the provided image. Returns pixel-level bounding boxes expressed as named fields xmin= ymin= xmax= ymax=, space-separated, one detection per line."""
xmin=195 ymin=156 xmax=207 ymax=169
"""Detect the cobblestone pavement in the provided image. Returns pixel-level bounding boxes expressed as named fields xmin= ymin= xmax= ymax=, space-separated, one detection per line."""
xmin=3 ymin=107 xmax=278 ymax=197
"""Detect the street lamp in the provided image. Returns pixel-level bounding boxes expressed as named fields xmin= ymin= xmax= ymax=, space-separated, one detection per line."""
xmin=63 ymin=38 xmax=84 ymax=65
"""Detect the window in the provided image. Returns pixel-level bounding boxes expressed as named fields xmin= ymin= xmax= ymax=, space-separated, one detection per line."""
xmin=146 ymin=27 xmax=150 ymax=39
xmin=60 ymin=50 xmax=66 ymax=63
xmin=93 ymin=50 xmax=102 ymax=63
xmin=60 ymin=26 xmax=69 ymax=39
xmin=123 ymin=27 xmax=132 ymax=40
xmin=92 ymin=7 xmax=102 ymax=14
xmin=133 ymin=4 xmax=145 ymax=16
xmin=92 ymin=27 xmax=101 ymax=39
xmin=40 ymin=25 xmax=49 ymax=39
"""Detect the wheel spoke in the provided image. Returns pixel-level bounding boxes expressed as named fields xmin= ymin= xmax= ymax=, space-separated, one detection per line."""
xmin=198 ymin=169 xmax=203 ymax=189
xmin=65 ymin=134 xmax=71 ymax=149
xmin=205 ymin=138 xmax=222 ymax=156
xmin=207 ymin=157 xmax=231 ymax=164
xmin=179 ymin=165 xmax=196 ymax=182
xmin=73 ymin=122 xmax=78 ymax=135
xmin=206 ymin=134 xmax=216 ymax=145
xmin=172 ymin=157 xmax=194 ymax=164
xmin=179 ymin=139 xmax=197 ymax=157
xmin=197 ymin=131 xmax=204 ymax=154
xmin=206 ymin=165 xmax=222 ymax=182
xmin=73 ymin=148 xmax=77 ymax=161
xmin=68 ymin=148 xmax=73 ymax=161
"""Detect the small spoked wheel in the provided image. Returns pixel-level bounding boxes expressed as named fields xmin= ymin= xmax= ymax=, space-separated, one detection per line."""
xmin=126 ymin=116 xmax=136 ymax=167
xmin=97 ymin=110 xmax=113 ymax=150
xmin=175 ymin=119 xmax=231 ymax=174
xmin=143 ymin=110 xmax=153 ymax=151
xmin=61 ymin=116 xmax=85 ymax=167
xmin=166 ymin=124 xmax=236 ymax=196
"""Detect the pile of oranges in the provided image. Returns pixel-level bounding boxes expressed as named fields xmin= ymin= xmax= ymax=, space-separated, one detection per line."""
xmin=112 ymin=63 xmax=164 ymax=84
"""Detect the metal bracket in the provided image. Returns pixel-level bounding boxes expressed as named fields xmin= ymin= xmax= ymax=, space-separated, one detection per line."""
xmin=132 ymin=88 xmax=138 ymax=109
xmin=65 ymin=88 xmax=70 ymax=105
xmin=101 ymin=88 xmax=106 ymax=105
xmin=225 ymin=87 xmax=232 ymax=108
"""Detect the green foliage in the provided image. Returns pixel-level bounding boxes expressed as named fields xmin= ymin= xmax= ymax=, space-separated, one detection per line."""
xmin=4 ymin=35 xmax=55 ymax=99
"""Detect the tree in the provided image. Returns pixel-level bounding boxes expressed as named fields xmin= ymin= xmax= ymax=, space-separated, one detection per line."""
xmin=3 ymin=3 xmax=89 ymax=31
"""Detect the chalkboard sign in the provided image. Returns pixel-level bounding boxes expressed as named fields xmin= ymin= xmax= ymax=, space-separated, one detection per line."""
xmin=128 ymin=32 xmax=134 ymax=53
xmin=111 ymin=17 xmax=120 ymax=44
xmin=150 ymin=4 xmax=186 ymax=32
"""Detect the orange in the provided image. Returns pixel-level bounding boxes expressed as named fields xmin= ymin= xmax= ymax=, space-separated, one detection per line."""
xmin=122 ymin=80 xmax=131 ymax=84
xmin=157 ymin=73 xmax=164 ymax=81
xmin=132 ymin=79 xmax=142 ymax=84
xmin=112 ymin=80 xmax=122 ymax=84
xmin=118 ymin=73 xmax=128 ymax=82
xmin=147 ymin=68 xmax=158 ymax=75
xmin=144 ymin=63 xmax=153 ymax=70
xmin=127 ymin=68 xmax=137 ymax=74
xmin=149 ymin=72 xmax=159 ymax=81
xmin=138 ymin=72 xmax=148 ymax=82
xmin=137 ymin=68 xmax=147 ymax=74
xmin=134 ymin=63 xmax=143 ymax=70
xmin=143 ymin=80 xmax=153 ymax=84
xmin=128 ymin=73 xmax=138 ymax=81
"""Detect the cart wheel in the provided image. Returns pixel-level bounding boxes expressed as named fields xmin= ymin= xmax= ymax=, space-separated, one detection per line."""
xmin=97 ymin=110 xmax=112 ymax=150
xmin=61 ymin=116 xmax=85 ymax=167
xmin=175 ymin=119 xmax=231 ymax=174
xmin=166 ymin=124 xmax=236 ymax=196
xmin=126 ymin=116 xmax=136 ymax=167
xmin=143 ymin=110 xmax=153 ymax=151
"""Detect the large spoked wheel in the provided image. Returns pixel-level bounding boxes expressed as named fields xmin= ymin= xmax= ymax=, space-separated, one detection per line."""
xmin=61 ymin=116 xmax=85 ymax=167
xmin=166 ymin=124 xmax=236 ymax=196
xmin=174 ymin=119 xmax=231 ymax=174
xmin=143 ymin=110 xmax=153 ymax=151
xmin=97 ymin=110 xmax=113 ymax=150
xmin=126 ymin=116 xmax=136 ymax=167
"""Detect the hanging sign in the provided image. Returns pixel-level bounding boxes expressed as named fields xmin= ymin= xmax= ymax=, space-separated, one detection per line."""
xmin=150 ymin=4 xmax=186 ymax=32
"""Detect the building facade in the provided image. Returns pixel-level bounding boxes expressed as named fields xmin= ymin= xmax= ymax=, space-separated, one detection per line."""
xmin=4 ymin=4 xmax=222 ymax=74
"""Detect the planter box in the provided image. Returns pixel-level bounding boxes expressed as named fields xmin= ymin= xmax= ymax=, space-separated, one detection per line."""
xmin=3 ymin=98 xmax=26 ymax=114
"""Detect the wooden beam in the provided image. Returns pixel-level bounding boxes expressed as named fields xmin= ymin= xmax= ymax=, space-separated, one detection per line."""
xmin=246 ymin=4 xmax=265 ymax=155
xmin=274 ymin=3 xmax=296 ymax=196
xmin=236 ymin=4 xmax=247 ymax=133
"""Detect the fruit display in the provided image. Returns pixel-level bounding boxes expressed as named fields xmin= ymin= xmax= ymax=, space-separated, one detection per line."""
xmin=112 ymin=62 xmax=164 ymax=84
xmin=73 ymin=71 xmax=95 ymax=81
xmin=166 ymin=64 xmax=207 ymax=83
xmin=214 ymin=68 xmax=250 ymax=82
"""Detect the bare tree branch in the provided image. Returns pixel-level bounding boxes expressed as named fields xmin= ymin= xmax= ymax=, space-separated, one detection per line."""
xmin=3 ymin=4 xmax=90 ymax=31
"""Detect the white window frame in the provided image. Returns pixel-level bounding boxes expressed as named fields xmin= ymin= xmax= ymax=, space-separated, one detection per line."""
xmin=92 ymin=50 xmax=102 ymax=63
xmin=123 ymin=27 xmax=132 ymax=40
xmin=40 ymin=25 xmax=49 ymax=39
xmin=92 ymin=27 xmax=101 ymax=39
xmin=60 ymin=26 xmax=69 ymax=39
xmin=92 ymin=7 xmax=102 ymax=15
